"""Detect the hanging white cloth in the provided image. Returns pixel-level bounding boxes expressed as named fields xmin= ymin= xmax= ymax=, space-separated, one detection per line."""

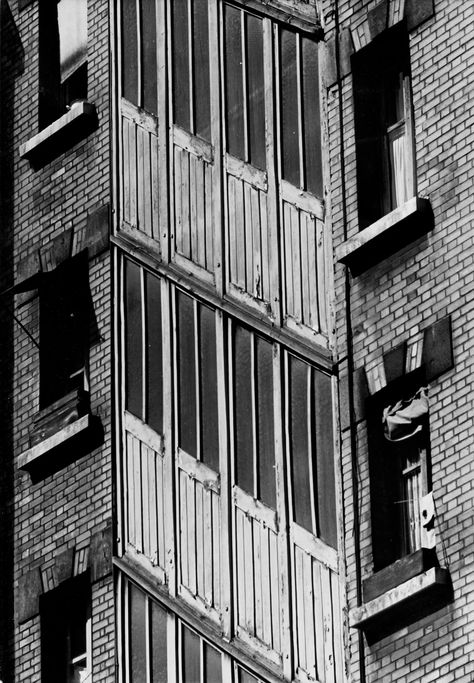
xmin=383 ymin=387 xmax=429 ymax=442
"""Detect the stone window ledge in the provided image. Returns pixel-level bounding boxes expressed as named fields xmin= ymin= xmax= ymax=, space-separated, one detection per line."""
xmin=336 ymin=197 xmax=433 ymax=276
xmin=19 ymin=101 xmax=98 ymax=168
xmin=350 ymin=566 xmax=451 ymax=643
xmin=18 ymin=413 xmax=93 ymax=471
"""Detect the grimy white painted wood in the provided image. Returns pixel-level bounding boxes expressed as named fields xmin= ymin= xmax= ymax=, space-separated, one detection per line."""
xmin=177 ymin=449 xmax=221 ymax=622
xmin=123 ymin=411 xmax=166 ymax=578
xmin=120 ymin=99 xmax=159 ymax=242
xmin=172 ymin=128 xmax=215 ymax=273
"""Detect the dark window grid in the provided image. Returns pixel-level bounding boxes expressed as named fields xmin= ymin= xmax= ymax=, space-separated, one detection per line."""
xmin=175 ymin=292 xmax=218 ymax=464
xmin=181 ymin=622 xmax=222 ymax=683
xmin=277 ymin=28 xmax=305 ymax=189
xmin=285 ymin=353 xmax=319 ymax=537
xmin=172 ymin=0 xmax=210 ymax=139
xmin=123 ymin=260 xmax=163 ymax=432
xmin=121 ymin=0 xmax=158 ymax=113
xmin=231 ymin=323 xmax=277 ymax=504
xmin=224 ymin=6 xmax=257 ymax=166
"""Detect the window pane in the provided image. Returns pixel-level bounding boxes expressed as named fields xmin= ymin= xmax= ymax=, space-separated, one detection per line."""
xmin=178 ymin=291 xmax=197 ymax=456
xmin=314 ymin=370 xmax=336 ymax=547
xmin=246 ymin=14 xmax=265 ymax=169
xmin=172 ymin=0 xmax=190 ymax=129
xmin=200 ymin=305 xmax=219 ymax=471
xmin=256 ymin=337 xmax=275 ymax=508
xmin=182 ymin=627 xmax=200 ymax=682
xmin=141 ymin=0 xmax=157 ymax=114
xmin=289 ymin=356 xmax=312 ymax=532
xmin=234 ymin=325 xmax=253 ymax=495
xmin=193 ymin=1 xmax=211 ymax=140
xmin=145 ymin=271 xmax=163 ymax=434
xmin=129 ymin=584 xmax=147 ymax=683
xmin=280 ymin=29 xmax=300 ymax=187
xmin=121 ymin=0 xmax=138 ymax=104
xmin=151 ymin=601 xmax=168 ymax=682
xmin=204 ymin=643 xmax=222 ymax=683
xmin=225 ymin=5 xmax=245 ymax=160
xmin=125 ymin=260 xmax=143 ymax=419
xmin=302 ymin=37 xmax=322 ymax=196
xmin=239 ymin=668 xmax=260 ymax=683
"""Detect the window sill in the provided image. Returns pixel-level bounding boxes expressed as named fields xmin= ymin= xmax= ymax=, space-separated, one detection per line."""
xmin=19 ymin=101 xmax=98 ymax=168
xmin=18 ymin=413 xmax=92 ymax=470
xmin=350 ymin=565 xmax=452 ymax=643
xmin=336 ymin=197 xmax=433 ymax=276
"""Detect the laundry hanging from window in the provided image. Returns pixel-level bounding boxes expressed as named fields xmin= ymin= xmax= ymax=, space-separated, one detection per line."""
xmin=383 ymin=387 xmax=429 ymax=442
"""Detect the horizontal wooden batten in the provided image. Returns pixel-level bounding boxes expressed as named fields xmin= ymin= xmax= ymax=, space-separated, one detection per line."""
xmin=291 ymin=524 xmax=338 ymax=573
xmin=281 ymin=179 xmax=324 ymax=220
xmin=226 ymin=154 xmax=268 ymax=192
xmin=173 ymin=125 xmax=213 ymax=164
xmin=124 ymin=411 xmax=162 ymax=454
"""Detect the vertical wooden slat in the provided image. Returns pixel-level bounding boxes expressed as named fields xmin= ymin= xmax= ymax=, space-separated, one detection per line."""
xmin=129 ymin=119 xmax=137 ymax=228
xmin=235 ymin=180 xmax=246 ymax=288
xmin=244 ymin=182 xmax=254 ymax=294
xmin=190 ymin=155 xmax=198 ymax=262
xmin=122 ymin=117 xmax=131 ymax=225
xmin=196 ymin=483 xmax=204 ymax=597
xmin=284 ymin=203 xmax=293 ymax=317
xmin=141 ymin=444 xmax=151 ymax=558
xmin=291 ymin=206 xmax=302 ymax=322
xmin=236 ymin=509 xmax=246 ymax=627
xmin=203 ymin=489 xmax=213 ymax=605
xmin=151 ymin=131 xmax=159 ymax=242
xmin=260 ymin=523 xmax=272 ymax=647
xmin=254 ymin=520 xmax=263 ymax=641
xmin=143 ymin=131 xmax=153 ymax=237
xmin=180 ymin=470 xmax=189 ymax=589
xmin=295 ymin=546 xmax=306 ymax=672
xmin=313 ymin=560 xmax=325 ymax=682
xmin=174 ymin=147 xmax=183 ymax=255
xmin=243 ymin=513 xmax=255 ymax=634
xmin=154 ymin=454 xmax=163 ymax=567
xmin=228 ymin=176 xmax=238 ymax=285
xmin=321 ymin=566 xmax=335 ymax=683
xmin=316 ymin=219 xmax=327 ymax=335
xmin=308 ymin=215 xmax=319 ymax=331
xmin=137 ymin=125 xmax=145 ymax=231
xmin=181 ymin=152 xmax=191 ymax=258
xmin=133 ymin=436 xmax=142 ymax=552
xmin=269 ymin=530 xmax=280 ymax=652
xmin=126 ymin=432 xmax=135 ymax=548
xmin=205 ymin=162 xmax=214 ymax=271
xmin=212 ymin=490 xmax=221 ymax=609
xmin=251 ymin=186 xmax=262 ymax=299
xmin=195 ymin=158 xmax=206 ymax=268
xmin=260 ymin=192 xmax=270 ymax=301
xmin=331 ymin=572 xmax=344 ymax=683
xmin=187 ymin=474 xmax=197 ymax=595
xmin=301 ymin=213 xmax=311 ymax=325
xmin=304 ymin=552 xmax=316 ymax=679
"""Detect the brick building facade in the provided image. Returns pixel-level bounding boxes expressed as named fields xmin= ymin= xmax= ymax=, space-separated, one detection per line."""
xmin=1 ymin=0 xmax=473 ymax=681
xmin=0 ymin=0 xmax=114 ymax=680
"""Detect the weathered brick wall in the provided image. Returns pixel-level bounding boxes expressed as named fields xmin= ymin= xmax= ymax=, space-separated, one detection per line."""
xmin=324 ymin=0 xmax=474 ymax=680
xmin=0 ymin=0 xmax=114 ymax=680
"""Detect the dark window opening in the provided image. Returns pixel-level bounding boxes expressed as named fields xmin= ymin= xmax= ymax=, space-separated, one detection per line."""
xmin=352 ymin=23 xmax=414 ymax=230
xmin=40 ymin=575 xmax=91 ymax=683
xmin=39 ymin=254 xmax=90 ymax=409
xmin=39 ymin=0 xmax=88 ymax=129
xmin=121 ymin=0 xmax=157 ymax=114
xmin=171 ymin=0 xmax=211 ymax=140
xmin=124 ymin=259 xmax=163 ymax=434
xmin=287 ymin=354 xmax=337 ymax=547
xmin=368 ymin=370 xmax=431 ymax=571
xmin=233 ymin=324 xmax=275 ymax=508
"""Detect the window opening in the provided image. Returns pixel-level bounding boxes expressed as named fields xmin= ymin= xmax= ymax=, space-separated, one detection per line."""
xmin=352 ymin=23 xmax=414 ymax=229
xmin=172 ymin=0 xmax=211 ymax=140
xmin=121 ymin=0 xmax=158 ymax=114
xmin=40 ymin=575 xmax=91 ymax=683
xmin=232 ymin=323 xmax=275 ymax=508
xmin=39 ymin=254 xmax=89 ymax=409
xmin=176 ymin=290 xmax=219 ymax=470
xmin=39 ymin=0 xmax=88 ymax=129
